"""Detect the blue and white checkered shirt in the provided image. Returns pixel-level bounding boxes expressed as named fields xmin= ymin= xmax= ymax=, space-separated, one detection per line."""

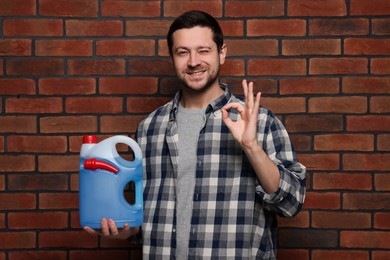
xmin=136 ymin=84 xmax=306 ymax=259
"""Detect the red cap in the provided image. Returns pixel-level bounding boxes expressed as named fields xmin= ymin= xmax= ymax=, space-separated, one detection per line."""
xmin=83 ymin=135 xmax=97 ymax=144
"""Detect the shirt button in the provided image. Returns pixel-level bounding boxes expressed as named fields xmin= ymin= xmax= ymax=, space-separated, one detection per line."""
xmin=194 ymin=193 xmax=200 ymax=201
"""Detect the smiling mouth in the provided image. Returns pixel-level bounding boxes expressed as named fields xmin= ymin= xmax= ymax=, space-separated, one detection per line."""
xmin=187 ymin=70 xmax=206 ymax=76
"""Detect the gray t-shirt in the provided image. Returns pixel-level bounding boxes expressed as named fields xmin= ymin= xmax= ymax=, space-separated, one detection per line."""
xmin=176 ymin=103 xmax=205 ymax=259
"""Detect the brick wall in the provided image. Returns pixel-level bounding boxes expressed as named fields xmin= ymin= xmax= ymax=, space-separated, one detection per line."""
xmin=1 ymin=0 xmax=389 ymax=259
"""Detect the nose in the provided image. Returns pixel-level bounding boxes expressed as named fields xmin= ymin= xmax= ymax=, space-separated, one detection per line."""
xmin=188 ymin=51 xmax=201 ymax=68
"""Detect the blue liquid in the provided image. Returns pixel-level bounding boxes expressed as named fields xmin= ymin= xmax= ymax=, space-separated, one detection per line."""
xmin=79 ymin=157 xmax=143 ymax=229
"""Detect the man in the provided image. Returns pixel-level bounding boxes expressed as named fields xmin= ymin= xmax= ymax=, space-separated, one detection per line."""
xmin=85 ymin=10 xmax=306 ymax=259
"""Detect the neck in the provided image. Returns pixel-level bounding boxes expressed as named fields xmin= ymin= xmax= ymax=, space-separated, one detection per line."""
xmin=180 ymin=83 xmax=223 ymax=109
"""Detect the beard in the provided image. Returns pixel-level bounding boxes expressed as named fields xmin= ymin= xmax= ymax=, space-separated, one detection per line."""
xmin=178 ymin=64 xmax=220 ymax=94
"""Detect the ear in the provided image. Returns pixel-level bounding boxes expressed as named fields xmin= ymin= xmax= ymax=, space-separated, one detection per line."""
xmin=219 ymin=44 xmax=227 ymax=65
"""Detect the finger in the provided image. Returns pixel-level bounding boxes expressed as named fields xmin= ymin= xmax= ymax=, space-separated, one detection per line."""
xmin=251 ymin=92 xmax=261 ymax=118
xmin=101 ymin=218 xmax=110 ymax=236
xmin=84 ymin=226 xmax=99 ymax=236
xmin=246 ymin=81 xmax=254 ymax=111
xmin=108 ymin=219 xmax=119 ymax=236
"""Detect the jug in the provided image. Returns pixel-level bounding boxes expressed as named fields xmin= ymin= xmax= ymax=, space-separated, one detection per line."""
xmin=79 ymin=135 xmax=143 ymax=229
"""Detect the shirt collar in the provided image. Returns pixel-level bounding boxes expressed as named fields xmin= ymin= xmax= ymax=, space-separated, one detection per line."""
xmin=169 ymin=83 xmax=232 ymax=121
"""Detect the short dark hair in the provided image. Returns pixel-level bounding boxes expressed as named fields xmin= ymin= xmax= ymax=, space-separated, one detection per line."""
xmin=167 ymin=10 xmax=224 ymax=56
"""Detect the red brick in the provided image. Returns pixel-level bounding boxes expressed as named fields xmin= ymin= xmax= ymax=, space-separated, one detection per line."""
xmin=261 ymin=97 xmax=306 ymax=114
xmin=128 ymin=59 xmax=175 ymax=76
xmin=66 ymin=20 xmax=123 ymax=36
xmin=343 ymin=77 xmax=390 ymax=94
xmin=375 ymin=212 xmax=390 ymax=229
xmin=101 ymin=1 xmax=160 ymax=17
xmin=309 ymin=96 xmax=367 ymax=113
xmin=343 ymin=193 xmax=390 ymax=210
xmin=68 ymin=59 xmax=125 ymax=75
xmin=280 ymin=229 xmax=338 ymax=248
xmin=220 ymin=59 xmax=245 ymax=76
xmin=309 ymin=18 xmax=369 ymax=36
xmin=225 ymin=1 xmax=284 ymax=17
xmin=9 ymin=251 xmax=67 ymax=260
xmin=378 ymin=135 xmax=390 ymax=151
xmin=3 ymin=19 xmax=63 ymax=36
xmin=100 ymin=116 xmax=144 ymax=133
xmin=312 ymin=211 xmax=371 ymax=228
xmin=219 ymin=20 xmax=244 ymax=37
xmin=285 ymin=115 xmax=343 ymax=132
xmin=7 ymin=136 xmax=67 ymax=153
xmin=0 ymin=232 xmax=35 ymax=249
xmin=99 ymin=77 xmax=158 ymax=95
xmin=371 ymin=96 xmax=390 ymax=113
xmin=299 ymin=153 xmax=340 ymax=171
xmin=38 ymin=155 xmax=79 ymax=172
xmin=39 ymin=193 xmax=78 ymax=209
xmin=0 ymin=39 xmax=31 ymax=56
xmin=66 ymin=97 xmax=123 ymax=114
xmin=345 ymin=38 xmax=390 ymax=55
xmin=303 ymin=192 xmax=340 ymax=209
xmin=312 ymin=250 xmax=369 ymax=260
xmin=225 ymin=39 xmax=278 ymax=56
xmin=35 ymin=40 xmax=92 ymax=56
xmin=0 ymin=0 xmax=35 ymax=16
xmin=0 ymin=78 xmax=35 ymax=95
xmin=0 ymin=155 xmax=35 ymax=172
xmin=6 ymin=97 xmax=62 ymax=114
xmin=375 ymin=173 xmax=390 ymax=191
xmin=290 ymin=135 xmax=311 ymax=152
xmin=39 ymin=231 xmax=97 ymax=248
xmin=341 ymin=231 xmax=390 ymax=248
xmin=0 ymin=116 xmax=36 ymax=133
xmin=372 ymin=251 xmax=390 ymax=260
xmin=248 ymin=59 xmax=306 ymax=76
xmin=6 ymin=58 xmax=64 ymax=76
xmin=96 ymin=40 xmax=155 ymax=56
xmin=280 ymin=77 xmax=339 ymax=95
xmin=0 ymin=193 xmax=36 ymax=210
xmin=8 ymin=212 xmax=68 ymax=229
xmin=39 ymin=0 xmax=98 ymax=17
xmin=344 ymin=154 xmax=390 ymax=171
xmin=40 ymin=116 xmax=97 ymax=133
xmin=0 ymin=176 xmax=4 ymax=190
xmin=347 ymin=115 xmax=390 ymax=132
xmin=371 ymin=58 xmax=390 ymax=74
xmin=350 ymin=0 xmax=390 ymax=16
xmin=8 ymin=174 xmax=68 ymax=191
xmin=282 ymin=39 xmax=340 ymax=56
xmin=278 ymin=249 xmax=309 ymax=260
xmin=163 ymin=1 xmax=222 ymax=17
xmin=126 ymin=20 xmax=171 ymax=37
xmin=372 ymin=19 xmax=390 ymax=35
xmin=39 ymin=78 xmax=96 ymax=95
xmin=70 ymin=250 xmax=129 ymax=260
xmin=310 ymin=58 xmax=368 ymax=75
xmin=288 ymin=0 xmax=346 ymax=16
xmin=247 ymin=19 xmax=306 ymax=36
xmin=127 ymin=97 xmax=171 ymax=113
xmin=313 ymin=173 xmax=372 ymax=190
xmin=277 ymin=211 xmax=309 ymax=228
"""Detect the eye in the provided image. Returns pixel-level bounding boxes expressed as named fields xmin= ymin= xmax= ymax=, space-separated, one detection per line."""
xmin=176 ymin=49 xmax=188 ymax=56
xmin=199 ymin=48 xmax=211 ymax=54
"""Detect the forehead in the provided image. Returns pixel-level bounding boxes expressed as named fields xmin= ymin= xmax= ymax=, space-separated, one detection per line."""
xmin=172 ymin=26 xmax=215 ymax=49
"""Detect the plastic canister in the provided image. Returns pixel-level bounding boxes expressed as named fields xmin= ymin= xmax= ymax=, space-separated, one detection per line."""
xmin=79 ymin=135 xmax=143 ymax=229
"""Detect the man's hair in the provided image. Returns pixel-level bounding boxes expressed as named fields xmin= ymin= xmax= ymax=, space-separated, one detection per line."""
xmin=167 ymin=10 xmax=224 ymax=56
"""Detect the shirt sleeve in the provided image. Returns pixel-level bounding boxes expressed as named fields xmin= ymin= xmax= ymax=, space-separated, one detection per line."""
xmin=255 ymin=109 xmax=306 ymax=218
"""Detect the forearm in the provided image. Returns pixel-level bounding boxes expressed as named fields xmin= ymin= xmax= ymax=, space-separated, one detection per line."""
xmin=243 ymin=143 xmax=280 ymax=194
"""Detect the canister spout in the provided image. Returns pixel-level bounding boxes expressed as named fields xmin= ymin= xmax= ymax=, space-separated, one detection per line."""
xmin=84 ymin=158 xmax=119 ymax=174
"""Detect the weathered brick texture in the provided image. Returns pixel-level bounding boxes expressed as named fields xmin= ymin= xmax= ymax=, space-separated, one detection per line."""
xmin=0 ymin=0 xmax=389 ymax=259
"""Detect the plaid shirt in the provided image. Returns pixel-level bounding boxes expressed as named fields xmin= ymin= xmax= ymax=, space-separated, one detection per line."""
xmin=136 ymin=84 xmax=306 ymax=259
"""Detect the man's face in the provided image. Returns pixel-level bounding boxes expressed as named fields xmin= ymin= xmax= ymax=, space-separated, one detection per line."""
xmin=171 ymin=26 xmax=226 ymax=92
